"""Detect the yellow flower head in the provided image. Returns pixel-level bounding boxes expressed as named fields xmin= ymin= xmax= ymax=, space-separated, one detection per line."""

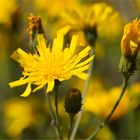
xmin=59 ymin=3 xmax=118 ymax=33
xmin=121 ymin=19 xmax=140 ymax=58
xmin=9 ymin=33 xmax=94 ymax=97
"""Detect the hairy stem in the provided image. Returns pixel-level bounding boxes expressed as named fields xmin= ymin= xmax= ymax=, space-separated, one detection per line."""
xmin=86 ymin=76 xmax=129 ymax=140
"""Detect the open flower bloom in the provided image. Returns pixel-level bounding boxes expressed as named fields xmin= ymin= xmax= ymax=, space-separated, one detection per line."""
xmin=58 ymin=3 xmax=119 ymax=35
xmin=9 ymin=33 xmax=94 ymax=97
xmin=121 ymin=19 xmax=140 ymax=59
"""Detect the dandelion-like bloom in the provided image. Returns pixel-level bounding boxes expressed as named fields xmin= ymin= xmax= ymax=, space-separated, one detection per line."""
xmin=9 ymin=33 xmax=94 ymax=97
xmin=121 ymin=19 xmax=140 ymax=59
xmin=58 ymin=3 xmax=119 ymax=34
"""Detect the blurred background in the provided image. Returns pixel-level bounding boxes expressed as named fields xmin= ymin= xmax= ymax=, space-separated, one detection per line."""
xmin=0 ymin=0 xmax=140 ymax=139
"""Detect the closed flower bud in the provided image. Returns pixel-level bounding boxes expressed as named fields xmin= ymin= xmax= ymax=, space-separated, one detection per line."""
xmin=65 ymin=88 xmax=82 ymax=115
xmin=26 ymin=13 xmax=45 ymax=51
xmin=120 ymin=19 xmax=140 ymax=78
xmin=121 ymin=19 xmax=140 ymax=60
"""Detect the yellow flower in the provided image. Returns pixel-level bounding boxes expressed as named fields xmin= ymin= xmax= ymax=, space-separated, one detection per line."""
xmin=71 ymin=78 xmax=140 ymax=121
xmin=4 ymin=99 xmax=35 ymax=138
xmin=9 ymin=33 xmax=94 ymax=97
xmin=0 ymin=0 xmax=17 ymax=24
xmin=84 ymin=83 xmax=140 ymax=121
xmin=121 ymin=19 xmax=140 ymax=58
xmin=58 ymin=3 xmax=119 ymax=35
xmin=34 ymin=0 xmax=79 ymax=17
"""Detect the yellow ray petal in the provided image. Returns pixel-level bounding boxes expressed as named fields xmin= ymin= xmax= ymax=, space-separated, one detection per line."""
xmin=11 ymin=48 xmax=29 ymax=63
xmin=58 ymin=25 xmax=72 ymax=35
xmin=36 ymin=34 xmax=48 ymax=56
xmin=20 ymin=83 xmax=31 ymax=97
xmin=33 ymin=82 xmax=46 ymax=93
xmin=130 ymin=40 xmax=138 ymax=55
xmin=75 ymin=55 xmax=94 ymax=68
xmin=46 ymin=80 xmax=55 ymax=93
xmin=70 ymin=35 xmax=78 ymax=54
xmin=9 ymin=78 xmax=28 ymax=88
xmin=77 ymin=46 xmax=91 ymax=58
xmin=74 ymin=72 xmax=88 ymax=80
xmin=71 ymin=64 xmax=90 ymax=74
xmin=71 ymin=47 xmax=92 ymax=67
xmin=52 ymin=33 xmax=64 ymax=53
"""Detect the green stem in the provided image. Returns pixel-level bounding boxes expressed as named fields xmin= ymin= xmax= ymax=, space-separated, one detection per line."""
xmin=68 ymin=114 xmax=75 ymax=140
xmin=54 ymin=82 xmax=63 ymax=140
xmin=70 ymin=49 xmax=94 ymax=140
xmin=45 ymin=84 xmax=63 ymax=140
xmin=86 ymin=76 xmax=129 ymax=140
xmin=46 ymin=92 xmax=56 ymax=126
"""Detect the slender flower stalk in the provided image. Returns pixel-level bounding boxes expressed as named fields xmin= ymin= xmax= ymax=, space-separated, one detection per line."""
xmin=86 ymin=76 xmax=129 ymax=140
xmin=45 ymin=85 xmax=63 ymax=140
xmin=70 ymin=24 xmax=97 ymax=140
xmin=86 ymin=18 xmax=140 ymax=140
xmin=70 ymin=49 xmax=94 ymax=140
xmin=45 ymin=82 xmax=63 ymax=140
xmin=68 ymin=114 xmax=74 ymax=140
xmin=46 ymin=93 xmax=56 ymax=125
xmin=53 ymin=81 xmax=63 ymax=140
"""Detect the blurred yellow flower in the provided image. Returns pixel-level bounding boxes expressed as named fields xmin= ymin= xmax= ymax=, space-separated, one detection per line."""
xmin=9 ymin=33 xmax=94 ymax=97
xmin=58 ymin=3 xmax=120 ymax=38
xmin=84 ymin=80 xmax=140 ymax=121
xmin=0 ymin=0 xmax=18 ymax=24
xmin=121 ymin=19 xmax=140 ymax=58
xmin=4 ymin=99 xmax=35 ymax=138
xmin=71 ymin=78 xmax=140 ymax=121
xmin=34 ymin=0 xmax=79 ymax=17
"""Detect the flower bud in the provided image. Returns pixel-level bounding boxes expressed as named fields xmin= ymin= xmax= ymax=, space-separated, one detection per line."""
xmin=65 ymin=88 xmax=82 ymax=115
xmin=121 ymin=19 xmax=140 ymax=60
xmin=120 ymin=19 xmax=140 ymax=78
xmin=26 ymin=13 xmax=45 ymax=50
